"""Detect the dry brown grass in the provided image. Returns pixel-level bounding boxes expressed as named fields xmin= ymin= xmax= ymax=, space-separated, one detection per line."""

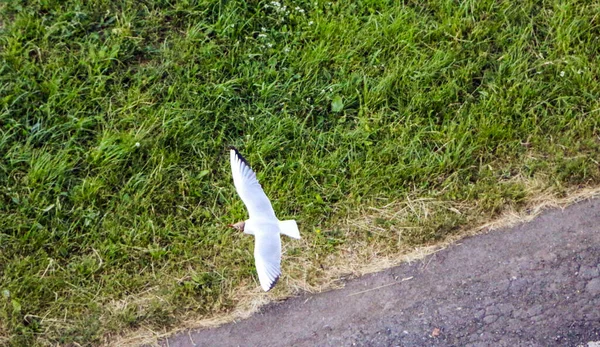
xmin=0 ymin=324 xmax=8 ymax=347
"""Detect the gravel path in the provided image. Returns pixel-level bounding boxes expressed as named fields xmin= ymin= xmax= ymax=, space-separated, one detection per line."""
xmin=161 ymin=198 xmax=600 ymax=347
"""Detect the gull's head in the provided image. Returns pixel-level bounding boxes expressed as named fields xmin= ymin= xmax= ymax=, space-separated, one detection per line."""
xmin=229 ymin=221 xmax=245 ymax=232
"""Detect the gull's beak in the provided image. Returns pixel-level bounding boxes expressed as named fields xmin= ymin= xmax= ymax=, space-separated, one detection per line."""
xmin=230 ymin=221 xmax=245 ymax=232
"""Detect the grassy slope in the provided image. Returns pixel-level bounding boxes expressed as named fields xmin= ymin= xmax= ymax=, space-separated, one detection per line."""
xmin=1 ymin=0 xmax=599 ymax=344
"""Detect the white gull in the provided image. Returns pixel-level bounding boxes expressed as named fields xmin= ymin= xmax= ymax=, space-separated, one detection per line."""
xmin=228 ymin=146 xmax=301 ymax=291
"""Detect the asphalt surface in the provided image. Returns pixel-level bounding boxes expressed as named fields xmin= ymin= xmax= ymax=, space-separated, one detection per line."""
xmin=161 ymin=198 xmax=600 ymax=347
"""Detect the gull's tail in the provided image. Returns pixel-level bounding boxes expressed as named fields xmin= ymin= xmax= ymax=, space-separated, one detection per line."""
xmin=279 ymin=220 xmax=301 ymax=239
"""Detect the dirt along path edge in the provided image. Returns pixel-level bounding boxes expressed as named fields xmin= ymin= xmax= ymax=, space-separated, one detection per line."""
xmin=159 ymin=197 xmax=600 ymax=347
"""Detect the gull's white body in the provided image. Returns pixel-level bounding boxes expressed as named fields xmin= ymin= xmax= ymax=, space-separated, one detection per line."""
xmin=229 ymin=147 xmax=300 ymax=291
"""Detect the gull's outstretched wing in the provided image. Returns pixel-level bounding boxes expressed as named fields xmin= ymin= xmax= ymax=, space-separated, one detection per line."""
xmin=254 ymin=232 xmax=281 ymax=291
xmin=229 ymin=147 xmax=276 ymax=220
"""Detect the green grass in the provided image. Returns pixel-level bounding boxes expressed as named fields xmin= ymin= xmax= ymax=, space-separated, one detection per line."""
xmin=1 ymin=0 xmax=600 ymax=345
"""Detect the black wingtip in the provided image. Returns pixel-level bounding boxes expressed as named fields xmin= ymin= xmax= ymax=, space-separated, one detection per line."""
xmin=228 ymin=146 xmax=251 ymax=168
xmin=266 ymin=275 xmax=280 ymax=292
